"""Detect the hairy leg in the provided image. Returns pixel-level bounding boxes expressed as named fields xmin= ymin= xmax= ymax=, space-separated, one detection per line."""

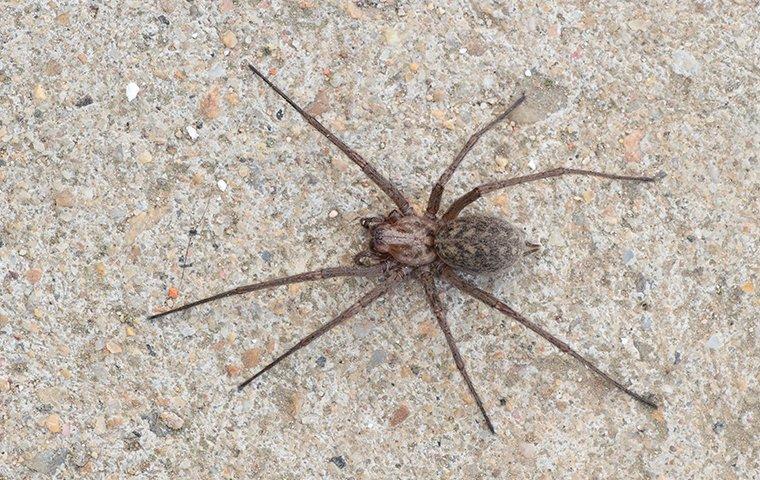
xmin=248 ymin=64 xmax=412 ymax=214
xmin=420 ymin=269 xmax=496 ymax=433
xmin=360 ymin=216 xmax=386 ymax=229
xmin=148 ymin=263 xmax=392 ymax=320
xmin=238 ymin=267 xmax=409 ymax=390
xmin=442 ymin=167 xmax=661 ymax=221
xmin=353 ymin=250 xmax=391 ymax=267
xmin=442 ymin=267 xmax=657 ymax=409
xmin=426 ymin=93 xmax=526 ymax=217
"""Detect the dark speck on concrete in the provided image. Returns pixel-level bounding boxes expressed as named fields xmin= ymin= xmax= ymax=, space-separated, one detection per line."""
xmin=330 ymin=455 xmax=346 ymax=469
xmin=75 ymin=95 xmax=94 ymax=107
xmin=712 ymin=421 xmax=726 ymax=434
xmin=316 ymin=356 xmax=326 ymax=367
xmin=260 ymin=250 xmax=273 ymax=263
xmin=276 ymin=108 xmax=284 ymax=120
xmin=305 ymin=173 xmax=319 ymax=186
xmin=123 ymin=431 xmax=142 ymax=451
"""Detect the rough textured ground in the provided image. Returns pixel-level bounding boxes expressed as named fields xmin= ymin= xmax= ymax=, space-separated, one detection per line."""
xmin=1 ymin=1 xmax=757 ymax=479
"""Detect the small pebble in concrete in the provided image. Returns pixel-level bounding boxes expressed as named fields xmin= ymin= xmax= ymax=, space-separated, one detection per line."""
xmin=54 ymin=189 xmax=75 ymax=208
xmin=672 ymin=49 xmax=701 ymax=77
xmin=221 ymin=30 xmax=238 ymax=49
xmin=369 ymin=349 xmax=387 ymax=367
xmin=33 ymin=84 xmax=47 ymax=101
xmin=126 ymin=82 xmax=139 ymax=101
xmin=389 ymin=404 xmax=410 ymax=427
xmin=160 ymin=411 xmax=185 ymax=430
xmin=186 ymin=125 xmax=199 ymax=140
xmin=706 ymin=334 xmax=722 ymax=349
xmin=44 ymin=413 xmax=62 ymax=433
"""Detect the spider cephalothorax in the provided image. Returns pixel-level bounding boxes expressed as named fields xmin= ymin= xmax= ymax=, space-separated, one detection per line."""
xmin=368 ymin=212 xmax=437 ymax=266
xmin=149 ymin=63 xmax=661 ymax=434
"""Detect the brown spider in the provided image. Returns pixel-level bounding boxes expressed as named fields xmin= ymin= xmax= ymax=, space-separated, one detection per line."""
xmin=149 ymin=64 xmax=660 ymax=433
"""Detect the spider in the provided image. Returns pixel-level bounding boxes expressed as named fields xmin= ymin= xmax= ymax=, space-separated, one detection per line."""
xmin=149 ymin=63 xmax=660 ymax=433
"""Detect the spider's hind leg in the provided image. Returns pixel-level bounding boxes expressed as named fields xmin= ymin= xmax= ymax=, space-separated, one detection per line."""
xmin=148 ymin=263 xmax=389 ymax=320
xmin=442 ymin=267 xmax=658 ymax=409
xmin=421 ymin=269 xmax=496 ymax=434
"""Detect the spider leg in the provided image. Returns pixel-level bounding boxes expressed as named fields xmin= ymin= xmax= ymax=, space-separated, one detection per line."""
xmin=425 ymin=93 xmax=526 ymax=218
xmin=442 ymin=167 xmax=662 ymax=221
xmin=360 ymin=216 xmax=385 ymax=229
xmin=420 ymin=269 xmax=496 ymax=433
xmin=353 ymin=250 xmax=390 ymax=267
xmin=148 ymin=262 xmax=392 ymax=320
xmin=247 ymin=64 xmax=412 ymax=215
xmin=238 ymin=267 xmax=409 ymax=390
xmin=441 ymin=267 xmax=658 ymax=409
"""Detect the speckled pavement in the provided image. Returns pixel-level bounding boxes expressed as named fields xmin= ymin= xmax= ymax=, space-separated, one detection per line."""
xmin=1 ymin=1 xmax=757 ymax=479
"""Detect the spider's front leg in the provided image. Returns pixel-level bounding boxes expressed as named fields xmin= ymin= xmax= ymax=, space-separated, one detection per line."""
xmin=238 ymin=266 xmax=410 ymax=389
xmin=442 ymin=167 xmax=662 ymax=221
xmin=353 ymin=250 xmax=391 ymax=267
xmin=360 ymin=216 xmax=385 ymax=229
xmin=360 ymin=209 xmax=402 ymax=229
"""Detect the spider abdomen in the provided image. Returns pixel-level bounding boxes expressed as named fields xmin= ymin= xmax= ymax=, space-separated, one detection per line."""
xmin=435 ymin=215 xmax=525 ymax=272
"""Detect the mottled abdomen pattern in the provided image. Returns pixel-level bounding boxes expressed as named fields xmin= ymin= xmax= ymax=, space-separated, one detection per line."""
xmin=434 ymin=215 xmax=524 ymax=272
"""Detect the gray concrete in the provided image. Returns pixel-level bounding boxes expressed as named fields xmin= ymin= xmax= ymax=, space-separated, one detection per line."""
xmin=1 ymin=1 xmax=757 ymax=478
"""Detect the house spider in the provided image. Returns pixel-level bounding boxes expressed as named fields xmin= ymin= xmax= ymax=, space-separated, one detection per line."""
xmin=149 ymin=64 xmax=660 ymax=433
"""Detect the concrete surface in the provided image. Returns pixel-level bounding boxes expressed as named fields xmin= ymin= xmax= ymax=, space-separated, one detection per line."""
xmin=0 ymin=1 xmax=757 ymax=478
